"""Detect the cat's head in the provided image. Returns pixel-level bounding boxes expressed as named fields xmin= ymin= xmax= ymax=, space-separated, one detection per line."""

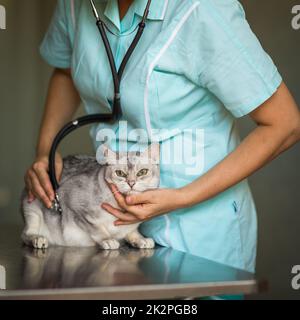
xmin=98 ymin=143 xmax=160 ymax=195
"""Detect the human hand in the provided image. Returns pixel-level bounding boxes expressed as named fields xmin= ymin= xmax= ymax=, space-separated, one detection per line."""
xmin=24 ymin=152 xmax=63 ymax=208
xmin=101 ymin=184 xmax=185 ymax=226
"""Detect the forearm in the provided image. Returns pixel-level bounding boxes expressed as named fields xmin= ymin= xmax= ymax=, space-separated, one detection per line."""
xmin=103 ymin=125 xmax=298 ymax=223
xmin=179 ymin=123 xmax=299 ymax=208
xmin=268 ymin=129 xmax=300 ymax=161
xmin=36 ymin=68 xmax=81 ymax=158
xmin=178 ymin=82 xmax=300 ymax=208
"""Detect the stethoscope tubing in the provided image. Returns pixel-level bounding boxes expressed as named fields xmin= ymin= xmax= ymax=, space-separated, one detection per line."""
xmin=49 ymin=114 xmax=113 ymax=191
xmin=48 ymin=0 xmax=152 ymax=213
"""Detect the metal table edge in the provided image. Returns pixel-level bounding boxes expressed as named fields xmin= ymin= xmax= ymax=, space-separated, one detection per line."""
xmin=0 ymin=279 xmax=265 ymax=300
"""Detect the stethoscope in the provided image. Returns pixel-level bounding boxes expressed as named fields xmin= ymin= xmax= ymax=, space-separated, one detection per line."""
xmin=49 ymin=0 xmax=152 ymax=214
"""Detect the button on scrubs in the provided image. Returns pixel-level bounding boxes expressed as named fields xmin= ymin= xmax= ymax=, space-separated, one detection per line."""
xmin=40 ymin=0 xmax=282 ymax=273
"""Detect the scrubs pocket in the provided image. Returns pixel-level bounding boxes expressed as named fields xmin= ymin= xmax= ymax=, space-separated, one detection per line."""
xmin=151 ymin=67 xmax=200 ymax=130
xmin=228 ymin=181 xmax=258 ymax=272
xmin=175 ymin=186 xmax=246 ymax=270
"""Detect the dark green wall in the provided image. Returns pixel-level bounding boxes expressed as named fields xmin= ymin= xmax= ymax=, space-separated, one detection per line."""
xmin=0 ymin=0 xmax=299 ymax=299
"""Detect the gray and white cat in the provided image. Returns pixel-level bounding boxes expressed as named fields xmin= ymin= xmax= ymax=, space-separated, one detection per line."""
xmin=21 ymin=143 xmax=160 ymax=250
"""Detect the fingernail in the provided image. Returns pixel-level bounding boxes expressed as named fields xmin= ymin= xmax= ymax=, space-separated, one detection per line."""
xmin=27 ymin=195 xmax=34 ymax=203
xmin=126 ymin=196 xmax=132 ymax=204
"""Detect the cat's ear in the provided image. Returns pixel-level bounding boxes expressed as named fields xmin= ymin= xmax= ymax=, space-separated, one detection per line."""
xmin=143 ymin=143 xmax=160 ymax=164
xmin=96 ymin=144 xmax=117 ymax=165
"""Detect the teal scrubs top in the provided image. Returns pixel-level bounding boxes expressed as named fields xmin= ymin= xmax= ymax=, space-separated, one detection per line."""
xmin=40 ymin=0 xmax=282 ymax=272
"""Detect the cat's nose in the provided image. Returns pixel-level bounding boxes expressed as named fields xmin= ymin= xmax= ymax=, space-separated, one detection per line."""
xmin=128 ymin=180 xmax=135 ymax=188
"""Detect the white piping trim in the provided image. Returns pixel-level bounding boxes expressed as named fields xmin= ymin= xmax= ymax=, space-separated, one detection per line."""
xmin=143 ymin=2 xmax=201 ymax=138
xmin=163 ymin=248 xmax=172 ymax=283
xmin=160 ymin=0 xmax=169 ymax=20
xmin=164 ymin=215 xmax=171 ymax=247
xmin=70 ymin=0 xmax=76 ymax=28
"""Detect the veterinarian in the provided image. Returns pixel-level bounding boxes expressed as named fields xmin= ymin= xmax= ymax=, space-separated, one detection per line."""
xmin=25 ymin=0 xmax=300 ymax=279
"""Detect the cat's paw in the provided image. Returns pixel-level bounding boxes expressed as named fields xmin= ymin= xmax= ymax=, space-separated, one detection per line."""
xmin=32 ymin=236 xmax=49 ymax=250
xmin=100 ymin=239 xmax=120 ymax=250
xmin=130 ymin=238 xmax=155 ymax=249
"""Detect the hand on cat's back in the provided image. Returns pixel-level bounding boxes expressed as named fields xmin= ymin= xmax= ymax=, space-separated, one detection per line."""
xmin=101 ymin=184 xmax=186 ymax=225
xmin=24 ymin=152 xmax=63 ymax=208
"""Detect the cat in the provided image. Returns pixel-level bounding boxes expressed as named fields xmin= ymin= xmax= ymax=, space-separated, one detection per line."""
xmin=21 ymin=143 xmax=160 ymax=250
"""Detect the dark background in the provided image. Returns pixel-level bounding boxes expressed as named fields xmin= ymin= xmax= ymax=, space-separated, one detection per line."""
xmin=0 ymin=0 xmax=299 ymax=299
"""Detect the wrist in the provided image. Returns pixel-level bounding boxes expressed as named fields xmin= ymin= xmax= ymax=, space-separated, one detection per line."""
xmin=35 ymin=152 xmax=49 ymax=162
xmin=36 ymin=143 xmax=51 ymax=159
xmin=174 ymin=187 xmax=193 ymax=209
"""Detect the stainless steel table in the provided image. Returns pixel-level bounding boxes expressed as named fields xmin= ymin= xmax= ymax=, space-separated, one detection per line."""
xmin=0 ymin=225 xmax=265 ymax=300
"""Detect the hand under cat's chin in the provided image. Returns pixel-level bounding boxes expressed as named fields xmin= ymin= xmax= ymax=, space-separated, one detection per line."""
xmin=113 ymin=185 xmax=144 ymax=196
xmin=116 ymin=188 xmax=141 ymax=197
xmin=126 ymin=190 xmax=141 ymax=196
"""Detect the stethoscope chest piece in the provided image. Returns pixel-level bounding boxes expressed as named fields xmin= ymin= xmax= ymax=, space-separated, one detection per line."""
xmin=51 ymin=193 xmax=63 ymax=214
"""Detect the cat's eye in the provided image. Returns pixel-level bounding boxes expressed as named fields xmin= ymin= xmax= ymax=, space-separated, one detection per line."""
xmin=137 ymin=169 xmax=149 ymax=177
xmin=115 ymin=170 xmax=127 ymax=178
